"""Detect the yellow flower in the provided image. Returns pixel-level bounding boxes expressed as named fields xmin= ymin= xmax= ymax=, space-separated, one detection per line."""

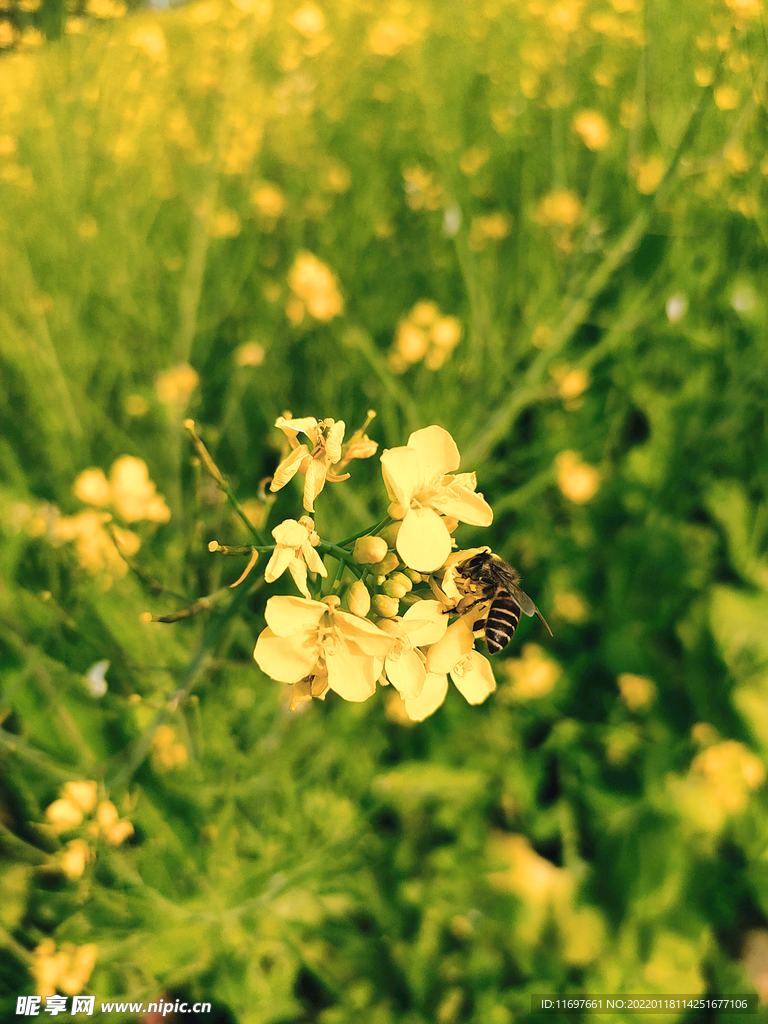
xmin=617 ymin=672 xmax=657 ymax=711
xmin=382 ymin=599 xmax=448 ymax=700
xmin=254 ymin=595 xmax=395 ymax=702
xmin=110 ymin=456 xmax=171 ymax=523
xmin=288 ymin=1 xmax=324 ymax=36
xmin=155 ymin=363 xmax=199 ymax=408
xmin=45 ymin=798 xmax=85 ymax=832
xmin=690 ymin=740 xmax=765 ymax=813
xmin=555 ymin=451 xmax=601 ymax=503
xmin=572 ymin=110 xmax=611 ymax=151
xmin=287 ymin=252 xmax=344 ymax=321
xmin=503 ymin=644 xmax=561 ymax=700
xmin=631 ymin=155 xmax=665 ymax=194
xmin=235 ymin=341 xmax=266 ymax=367
xmin=401 ymin=617 xmax=495 ymax=720
xmin=73 ymin=468 xmax=111 ymax=506
xmin=95 ymin=800 xmax=134 ymax=845
xmin=250 ymin=182 xmax=285 ymax=219
xmin=61 ymin=839 xmax=91 ymax=878
xmin=151 ymin=723 xmax=188 ymax=771
xmin=32 ymin=940 xmax=97 ymax=998
xmin=535 ymin=190 xmax=582 ymax=227
xmin=51 ymin=511 xmax=140 ymax=576
xmin=270 ymin=416 xmax=346 ymax=512
xmin=264 ymin=516 xmax=327 ymax=598
xmin=380 ymin=425 xmax=493 ymax=573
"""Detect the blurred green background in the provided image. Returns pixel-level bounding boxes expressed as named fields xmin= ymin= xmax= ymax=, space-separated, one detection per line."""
xmin=2 ymin=0 xmax=768 ymax=1020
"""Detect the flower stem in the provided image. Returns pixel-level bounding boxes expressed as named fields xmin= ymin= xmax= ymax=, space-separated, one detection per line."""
xmin=185 ymin=420 xmax=268 ymax=545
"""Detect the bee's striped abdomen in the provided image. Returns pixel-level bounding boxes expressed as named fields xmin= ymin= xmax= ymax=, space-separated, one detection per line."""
xmin=484 ymin=593 xmax=521 ymax=654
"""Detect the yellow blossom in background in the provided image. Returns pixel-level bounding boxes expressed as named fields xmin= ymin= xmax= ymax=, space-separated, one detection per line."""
xmin=691 ymin=722 xmax=720 ymax=748
xmin=410 ymin=300 xmax=439 ymax=326
xmin=61 ymin=839 xmax=91 ymax=879
xmin=535 ymin=189 xmax=582 ymax=227
xmin=381 ymin=425 xmax=493 ymax=573
xmin=555 ymin=450 xmax=601 ymax=503
xmin=618 ymin=672 xmax=657 ymax=712
xmin=155 ymin=363 xmax=199 ymax=408
xmin=389 ymin=303 xmax=462 ymax=373
xmin=287 ymin=251 xmax=344 ymax=321
xmin=151 ymin=724 xmax=189 ymax=771
xmin=714 ymin=85 xmax=740 ymax=109
xmin=695 ymin=67 xmax=715 ymax=87
xmin=264 ymin=516 xmax=326 ymax=599
xmin=402 ymin=165 xmax=443 ymax=211
xmin=74 ymin=468 xmax=111 ymax=506
xmin=631 ymin=155 xmax=665 ymax=194
xmin=552 ymin=365 xmax=590 ymax=401
xmin=368 ymin=18 xmax=416 ymax=56
xmin=235 ymin=341 xmax=266 ymax=366
xmin=459 ymin=146 xmax=490 ymax=176
xmin=125 ymin=394 xmax=149 ymax=418
xmin=270 ymin=415 xmax=346 ymax=512
xmin=94 ymin=800 xmax=134 ymax=845
xmin=468 ymin=211 xmax=513 ymax=252
xmin=32 ymin=940 xmax=97 ymax=998
xmin=110 ymin=456 xmax=171 ymax=523
xmin=553 ymin=591 xmax=589 ymax=623
xmin=690 ymin=740 xmax=765 ymax=813
xmin=572 ymin=109 xmax=611 ymax=150
xmin=52 ymin=511 xmax=140 ymax=576
xmin=288 ymin=1 xmax=324 ymax=36
xmin=502 ymin=644 xmax=561 ymax=700
xmin=209 ymin=209 xmax=242 ymax=238
xmin=254 ymin=594 xmax=395 ymax=702
xmin=130 ymin=25 xmax=167 ymax=61
xmin=250 ymin=181 xmax=286 ymax=219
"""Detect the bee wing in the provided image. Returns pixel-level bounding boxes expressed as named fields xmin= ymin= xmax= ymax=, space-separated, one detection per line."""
xmin=510 ymin=584 xmax=554 ymax=636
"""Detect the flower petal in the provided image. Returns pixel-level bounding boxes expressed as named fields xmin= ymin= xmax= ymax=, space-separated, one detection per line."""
xmin=386 ymin=647 xmax=426 ymax=699
xmin=325 ymin=643 xmax=378 ymax=701
xmin=450 ymin=651 xmax=496 ymax=704
xmin=404 ymin=671 xmax=449 ymax=721
xmin=334 ymin=609 xmax=397 ymax=657
xmin=380 ymin=445 xmax=421 ymax=507
xmin=270 ymin=445 xmax=310 ymax=492
xmin=301 ymin=540 xmax=327 ymax=576
xmin=264 ymin=595 xmax=326 ymax=635
xmin=401 ymin=599 xmax=449 ymax=647
xmin=396 ymin=506 xmax=452 ymax=573
xmin=303 ymin=458 xmax=328 ymax=512
xmin=406 ymin=425 xmax=461 ymax=482
xmin=254 ymin=628 xmax=319 ymax=683
xmin=426 ymin=617 xmax=475 ymax=674
xmin=264 ymin=545 xmax=294 ymax=583
xmin=275 ymin=416 xmax=319 ymax=440
xmin=287 ymin=558 xmax=311 ymax=599
xmin=325 ymin=420 xmax=345 ymax=463
xmin=431 ymin=483 xmax=493 ymax=527
xmin=272 ymin=518 xmax=312 ymax=546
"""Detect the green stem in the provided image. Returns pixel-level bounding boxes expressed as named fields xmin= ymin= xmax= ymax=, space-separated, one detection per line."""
xmin=336 ymin=516 xmax=392 ymax=547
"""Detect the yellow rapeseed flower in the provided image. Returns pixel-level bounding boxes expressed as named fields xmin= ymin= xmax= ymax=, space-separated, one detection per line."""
xmin=631 ymin=155 xmax=665 ymax=194
xmin=382 ymin=599 xmax=448 ymax=700
xmin=288 ymin=251 xmax=343 ymax=321
xmin=288 ymin=1 xmax=324 ymax=36
xmin=270 ymin=415 xmax=347 ymax=512
xmin=502 ymin=644 xmax=561 ymax=700
xmin=110 ymin=456 xmax=171 ymax=523
xmin=535 ymin=190 xmax=582 ymax=227
xmin=95 ymin=800 xmax=134 ymax=845
xmin=52 ymin=511 xmax=140 ymax=576
xmin=555 ymin=451 xmax=601 ymax=503
xmin=61 ymin=839 xmax=91 ymax=879
xmin=572 ymin=110 xmax=611 ymax=151
xmin=155 ymin=363 xmax=199 ymax=408
xmin=381 ymin=426 xmax=493 ymax=573
xmin=254 ymin=594 xmax=395 ymax=702
xmin=618 ymin=672 xmax=657 ymax=711
xmin=73 ymin=468 xmax=111 ymax=507
xmin=264 ymin=516 xmax=326 ymax=599
xmin=32 ymin=940 xmax=97 ymax=998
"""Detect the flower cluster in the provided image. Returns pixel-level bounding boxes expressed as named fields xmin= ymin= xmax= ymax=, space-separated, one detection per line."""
xmin=246 ymin=416 xmax=548 ymax=720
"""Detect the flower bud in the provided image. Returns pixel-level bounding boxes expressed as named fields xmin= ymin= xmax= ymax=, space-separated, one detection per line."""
xmin=379 ymin=521 xmax=402 ymax=548
xmin=381 ymin=578 xmax=408 ymax=599
xmin=346 ymin=580 xmax=371 ymax=617
xmin=389 ymin=571 xmax=412 ymax=593
xmin=403 ymin=568 xmax=423 ymax=584
xmin=372 ymin=594 xmax=400 ymax=618
xmin=369 ymin=552 xmax=400 ymax=576
xmin=387 ymin=501 xmax=408 ymax=520
xmin=353 ymin=535 xmax=389 ymax=564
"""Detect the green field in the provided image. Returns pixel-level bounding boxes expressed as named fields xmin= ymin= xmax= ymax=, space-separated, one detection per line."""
xmin=2 ymin=0 xmax=768 ymax=1020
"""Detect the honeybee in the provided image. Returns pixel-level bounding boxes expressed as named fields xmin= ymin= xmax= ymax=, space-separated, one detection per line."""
xmin=453 ymin=551 xmax=552 ymax=655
